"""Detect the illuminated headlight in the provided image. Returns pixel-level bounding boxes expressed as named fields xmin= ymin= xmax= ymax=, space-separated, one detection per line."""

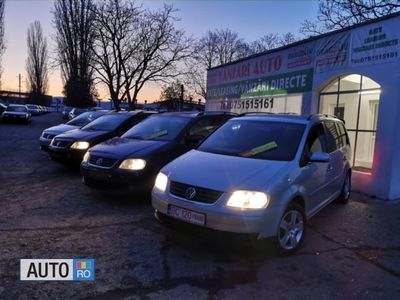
xmin=154 ymin=172 xmax=168 ymax=192
xmin=70 ymin=141 xmax=90 ymax=150
xmin=82 ymin=151 xmax=90 ymax=163
xmin=119 ymin=159 xmax=146 ymax=170
xmin=227 ymin=190 xmax=269 ymax=209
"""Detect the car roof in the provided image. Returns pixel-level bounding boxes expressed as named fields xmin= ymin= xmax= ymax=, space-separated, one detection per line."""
xmin=8 ymin=104 xmax=26 ymax=107
xmin=156 ymin=111 xmax=235 ymax=118
xmin=232 ymin=113 xmax=344 ymax=125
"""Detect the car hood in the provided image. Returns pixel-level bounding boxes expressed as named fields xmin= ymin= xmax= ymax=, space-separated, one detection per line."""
xmin=163 ymin=150 xmax=289 ymax=192
xmin=89 ymin=137 xmax=170 ymax=159
xmin=55 ymin=129 xmax=109 ymax=141
xmin=44 ymin=124 xmax=79 ymax=135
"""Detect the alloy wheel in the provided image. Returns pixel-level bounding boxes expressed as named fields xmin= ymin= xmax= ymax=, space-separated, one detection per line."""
xmin=278 ymin=210 xmax=304 ymax=250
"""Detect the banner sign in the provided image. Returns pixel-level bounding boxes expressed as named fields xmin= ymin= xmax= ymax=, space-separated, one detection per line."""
xmin=315 ymin=32 xmax=351 ymax=73
xmin=206 ymin=15 xmax=400 ymax=113
xmin=350 ymin=18 xmax=400 ymax=66
xmin=287 ymin=44 xmax=314 ymax=70
xmin=207 ymin=68 xmax=313 ymax=100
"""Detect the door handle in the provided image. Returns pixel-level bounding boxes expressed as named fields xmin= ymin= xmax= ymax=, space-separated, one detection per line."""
xmin=328 ymin=164 xmax=334 ymax=171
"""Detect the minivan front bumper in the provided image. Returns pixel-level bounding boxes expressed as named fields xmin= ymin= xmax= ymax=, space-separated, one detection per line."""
xmin=152 ymin=188 xmax=283 ymax=238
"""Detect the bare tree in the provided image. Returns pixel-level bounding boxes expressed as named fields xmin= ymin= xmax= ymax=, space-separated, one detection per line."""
xmin=160 ymin=80 xmax=194 ymax=101
xmin=121 ymin=5 xmax=193 ymax=110
xmin=0 ymin=0 xmax=6 ymax=89
xmin=195 ymin=30 xmax=219 ymax=69
xmin=215 ymin=28 xmax=249 ymax=65
xmin=53 ymin=0 xmax=97 ymax=107
xmin=279 ymin=32 xmax=297 ymax=46
xmin=26 ymin=21 xmax=49 ymax=104
xmin=301 ymin=0 xmax=400 ymax=36
xmin=250 ymin=32 xmax=298 ymax=54
xmin=250 ymin=33 xmax=280 ymax=53
xmin=91 ymin=0 xmax=141 ymax=111
xmin=188 ymin=28 xmax=250 ymax=99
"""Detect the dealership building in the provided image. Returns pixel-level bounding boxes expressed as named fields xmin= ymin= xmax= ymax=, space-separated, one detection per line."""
xmin=206 ymin=13 xmax=400 ymax=200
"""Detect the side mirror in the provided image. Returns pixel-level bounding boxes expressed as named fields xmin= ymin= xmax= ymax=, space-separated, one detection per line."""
xmin=185 ymin=135 xmax=204 ymax=148
xmin=308 ymin=151 xmax=330 ymax=163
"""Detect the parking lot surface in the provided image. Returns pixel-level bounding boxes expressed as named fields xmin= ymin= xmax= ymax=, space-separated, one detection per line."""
xmin=1 ymin=113 xmax=400 ymax=299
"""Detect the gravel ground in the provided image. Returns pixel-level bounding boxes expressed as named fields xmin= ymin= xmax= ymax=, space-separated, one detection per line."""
xmin=0 ymin=113 xmax=400 ymax=300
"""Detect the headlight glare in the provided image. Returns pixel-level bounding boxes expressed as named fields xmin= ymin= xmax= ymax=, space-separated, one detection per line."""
xmin=154 ymin=172 xmax=168 ymax=192
xmin=82 ymin=151 xmax=90 ymax=163
xmin=227 ymin=190 xmax=269 ymax=209
xmin=119 ymin=159 xmax=146 ymax=170
xmin=70 ymin=141 xmax=90 ymax=150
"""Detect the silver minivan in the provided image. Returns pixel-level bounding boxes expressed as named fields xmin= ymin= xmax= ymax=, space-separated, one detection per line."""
xmin=152 ymin=114 xmax=351 ymax=253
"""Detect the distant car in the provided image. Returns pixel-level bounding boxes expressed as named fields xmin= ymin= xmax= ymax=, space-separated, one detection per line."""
xmin=62 ymin=106 xmax=73 ymax=119
xmin=26 ymin=104 xmax=41 ymax=116
xmin=1 ymin=104 xmax=31 ymax=124
xmin=68 ymin=108 xmax=86 ymax=120
xmin=39 ymin=110 xmax=108 ymax=150
xmin=152 ymin=114 xmax=352 ymax=253
xmin=48 ymin=111 xmax=154 ymax=165
xmin=81 ymin=112 xmax=234 ymax=193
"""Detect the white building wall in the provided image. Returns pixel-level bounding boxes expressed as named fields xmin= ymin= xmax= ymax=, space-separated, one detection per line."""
xmin=206 ymin=13 xmax=400 ymax=200
xmin=312 ymin=63 xmax=400 ymax=200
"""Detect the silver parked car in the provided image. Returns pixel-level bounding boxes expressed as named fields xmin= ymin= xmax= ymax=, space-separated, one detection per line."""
xmin=152 ymin=114 xmax=352 ymax=253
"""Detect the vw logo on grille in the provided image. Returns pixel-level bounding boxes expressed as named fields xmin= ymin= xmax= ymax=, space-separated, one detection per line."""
xmin=96 ymin=158 xmax=103 ymax=166
xmin=185 ymin=187 xmax=196 ymax=200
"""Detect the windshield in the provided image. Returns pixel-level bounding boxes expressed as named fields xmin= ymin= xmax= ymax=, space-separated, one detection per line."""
xmin=122 ymin=115 xmax=191 ymax=141
xmin=81 ymin=114 xmax=129 ymax=131
xmin=198 ymin=120 xmax=305 ymax=161
xmin=7 ymin=105 xmax=27 ymax=112
xmin=67 ymin=112 xmax=104 ymax=127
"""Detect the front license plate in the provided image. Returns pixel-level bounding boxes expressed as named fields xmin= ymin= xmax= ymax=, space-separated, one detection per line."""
xmin=167 ymin=205 xmax=206 ymax=226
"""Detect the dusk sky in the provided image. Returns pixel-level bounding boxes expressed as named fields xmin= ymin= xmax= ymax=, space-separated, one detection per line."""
xmin=2 ymin=0 xmax=319 ymax=102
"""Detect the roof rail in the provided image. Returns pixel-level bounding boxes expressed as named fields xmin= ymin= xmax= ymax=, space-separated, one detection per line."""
xmin=238 ymin=112 xmax=301 ymax=117
xmin=307 ymin=113 xmax=337 ymax=120
xmin=238 ymin=112 xmax=276 ymax=117
xmin=307 ymin=113 xmax=345 ymax=124
xmin=202 ymin=111 xmax=238 ymax=115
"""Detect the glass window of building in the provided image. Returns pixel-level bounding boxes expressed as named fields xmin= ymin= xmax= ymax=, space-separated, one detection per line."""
xmin=319 ymin=74 xmax=381 ymax=172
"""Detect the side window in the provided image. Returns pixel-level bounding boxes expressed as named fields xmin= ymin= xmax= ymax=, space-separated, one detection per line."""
xmin=336 ymin=122 xmax=349 ymax=146
xmin=324 ymin=121 xmax=340 ymax=152
xmin=300 ymin=123 xmax=327 ymax=167
xmin=188 ymin=117 xmax=224 ymax=139
xmin=305 ymin=123 xmax=327 ymax=154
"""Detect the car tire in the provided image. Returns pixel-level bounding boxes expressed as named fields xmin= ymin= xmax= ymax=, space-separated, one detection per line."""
xmin=275 ymin=203 xmax=306 ymax=254
xmin=337 ymin=171 xmax=351 ymax=204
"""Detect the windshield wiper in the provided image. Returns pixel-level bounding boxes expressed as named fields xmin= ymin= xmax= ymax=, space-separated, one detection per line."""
xmin=240 ymin=141 xmax=278 ymax=157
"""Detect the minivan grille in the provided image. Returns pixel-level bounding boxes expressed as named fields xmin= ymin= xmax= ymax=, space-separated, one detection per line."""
xmin=51 ymin=139 xmax=71 ymax=148
xmin=170 ymin=181 xmax=223 ymax=204
xmin=43 ymin=133 xmax=56 ymax=140
xmin=88 ymin=155 xmax=118 ymax=168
